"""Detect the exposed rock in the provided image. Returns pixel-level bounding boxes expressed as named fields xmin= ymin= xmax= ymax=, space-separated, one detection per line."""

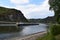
xmin=0 ymin=7 xmax=28 ymax=22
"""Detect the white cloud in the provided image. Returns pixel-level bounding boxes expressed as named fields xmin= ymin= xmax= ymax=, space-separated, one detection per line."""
xmin=0 ymin=0 xmax=54 ymax=19
xmin=9 ymin=0 xmax=54 ymax=19
xmin=14 ymin=0 xmax=54 ymax=18
xmin=10 ymin=0 xmax=29 ymax=4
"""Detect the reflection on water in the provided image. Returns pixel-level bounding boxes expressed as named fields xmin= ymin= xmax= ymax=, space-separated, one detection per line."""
xmin=0 ymin=23 xmax=48 ymax=39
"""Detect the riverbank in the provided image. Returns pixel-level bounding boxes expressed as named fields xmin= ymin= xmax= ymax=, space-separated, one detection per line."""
xmin=37 ymin=24 xmax=60 ymax=40
xmin=0 ymin=26 xmax=20 ymax=33
xmin=4 ymin=31 xmax=47 ymax=40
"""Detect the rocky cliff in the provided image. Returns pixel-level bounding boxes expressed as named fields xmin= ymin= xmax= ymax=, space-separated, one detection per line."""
xmin=0 ymin=7 xmax=28 ymax=22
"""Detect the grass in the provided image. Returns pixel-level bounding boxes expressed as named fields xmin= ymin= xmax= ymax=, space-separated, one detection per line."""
xmin=50 ymin=24 xmax=60 ymax=36
xmin=37 ymin=24 xmax=60 ymax=40
xmin=37 ymin=32 xmax=56 ymax=40
xmin=55 ymin=34 xmax=60 ymax=40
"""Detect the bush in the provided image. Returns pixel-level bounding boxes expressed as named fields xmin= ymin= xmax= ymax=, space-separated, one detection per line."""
xmin=37 ymin=24 xmax=60 ymax=40
xmin=50 ymin=24 xmax=60 ymax=36
xmin=37 ymin=32 xmax=56 ymax=40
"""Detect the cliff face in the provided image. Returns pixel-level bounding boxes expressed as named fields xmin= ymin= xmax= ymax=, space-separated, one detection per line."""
xmin=0 ymin=7 xmax=28 ymax=22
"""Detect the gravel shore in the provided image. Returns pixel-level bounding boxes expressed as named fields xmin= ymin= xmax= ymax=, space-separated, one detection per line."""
xmin=4 ymin=31 xmax=47 ymax=40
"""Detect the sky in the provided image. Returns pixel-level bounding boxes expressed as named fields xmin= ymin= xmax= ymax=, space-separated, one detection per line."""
xmin=0 ymin=0 xmax=54 ymax=19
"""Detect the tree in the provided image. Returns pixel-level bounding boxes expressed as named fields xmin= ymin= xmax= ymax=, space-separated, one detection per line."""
xmin=49 ymin=0 xmax=60 ymax=23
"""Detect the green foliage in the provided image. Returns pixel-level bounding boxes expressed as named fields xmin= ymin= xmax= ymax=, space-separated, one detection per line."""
xmin=0 ymin=6 xmax=28 ymax=22
xmin=49 ymin=0 xmax=60 ymax=23
xmin=50 ymin=24 xmax=60 ymax=36
xmin=37 ymin=24 xmax=60 ymax=40
xmin=28 ymin=16 xmax=55 ymax=23
xmin=37 ymin=32 xmax=56 ymax=40
xmin=0 ymin=7 xmax=10 ymax=14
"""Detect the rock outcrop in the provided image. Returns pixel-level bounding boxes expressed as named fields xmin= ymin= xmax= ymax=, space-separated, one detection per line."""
xmin=0 ymin=7 xmax=28 ymax=22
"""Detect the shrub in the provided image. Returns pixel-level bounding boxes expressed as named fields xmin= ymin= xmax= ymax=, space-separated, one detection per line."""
xmin=37 ymin=32 xmax=56 ymax=40
xmin=50 ymin=24 xmax=60 ymax=36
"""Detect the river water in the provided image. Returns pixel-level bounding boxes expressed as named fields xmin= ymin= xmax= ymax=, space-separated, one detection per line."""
xmin=0 ymin=23 xmax=48 ymax=40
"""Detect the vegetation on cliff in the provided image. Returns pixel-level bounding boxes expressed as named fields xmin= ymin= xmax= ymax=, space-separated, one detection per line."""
xmin=28 ymin=16 xmax=55 ymax=23
xmin=0 ymin=6 xmax=28 ymax=22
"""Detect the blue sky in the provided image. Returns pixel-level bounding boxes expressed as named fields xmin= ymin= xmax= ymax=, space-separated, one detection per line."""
xmin=0 ymin=0 xmax=54 ymax=19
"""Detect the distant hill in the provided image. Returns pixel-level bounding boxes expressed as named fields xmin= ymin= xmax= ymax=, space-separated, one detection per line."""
xmin=28 ymin=16 xmax=56 ymax=23
xmin=0 ymin=7 xmax=28 ymax=22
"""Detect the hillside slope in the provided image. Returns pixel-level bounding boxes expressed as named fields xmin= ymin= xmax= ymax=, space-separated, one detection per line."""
xmin=0 ymin=7 xmax=28 ymax=22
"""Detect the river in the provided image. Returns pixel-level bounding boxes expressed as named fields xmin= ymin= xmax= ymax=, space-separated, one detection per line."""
xmin=0 ymin=23 xmax=48 ymax=40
